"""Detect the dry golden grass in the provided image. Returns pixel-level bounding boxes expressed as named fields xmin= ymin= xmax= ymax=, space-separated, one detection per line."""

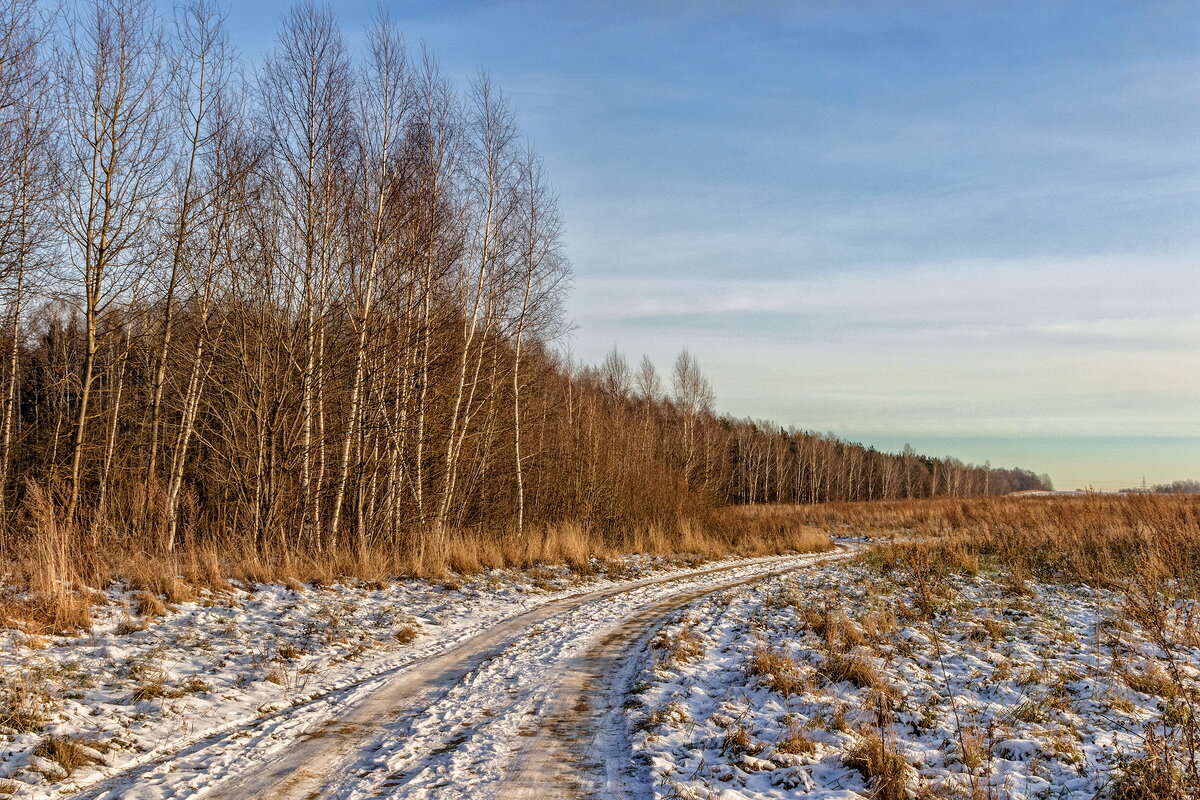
xmin=776 ymin=724 xmax=817 ymax=755
xmin=1108 ymin=727 xmax=1199 ymax=800
xmin=803 ymin=605 xmax=868 ymax=653
xmin=747 ymin=646 xmax=809 ymax=697
xmin=721 ymin=724 xmax=759 ymax=756
xmin=844 ymin=732 xmax=909 ymax=800
xmin=0 ymin=674 xmax=51 ymax=734
xmin=0 ymin=496 xmax=834 ymax=632
xmin=31 ymin=735 xmax=105 ymax=775
xmin=823 ymin=653 xmax=886 ymax=692
xmin=807 ymin=493 xmax=1200 ymax=798
xmin=769 ymin=494 xmax=1199 ymax=587
xmin=130 ymin=677 xmax=186 ymax=702
xmin=652 ymin=627 xmax=705 ymax=668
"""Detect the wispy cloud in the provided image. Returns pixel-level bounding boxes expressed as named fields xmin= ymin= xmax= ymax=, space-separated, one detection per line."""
xmin=573 ymin=255 xmax=1200 ymax=346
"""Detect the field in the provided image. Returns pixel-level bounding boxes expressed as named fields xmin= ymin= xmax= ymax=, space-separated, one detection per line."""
xmin=634 ymin=495 xmax=1200 ymax=799
xmin=0 ymin=494 xmax=1196 ymax=798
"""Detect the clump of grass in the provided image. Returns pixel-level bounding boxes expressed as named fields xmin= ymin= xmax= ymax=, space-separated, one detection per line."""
xmin=130 ymin=675 xmax=185 ymax=702
xmin=1008 ymin=700 xmax=1047 ymax=724
xmin=722 ymin=724 xmax=760 ymax=756
xmin=967 ymin=616 xmax=1008 ymax=643
xmin=958 ymin=726 xmax=987 ymax=771
xmin=802 ymin=604 xmax=866 ymax=652
xmin=181 ymin=676 xmax=210 ymax=694
xmin=860 ymin=606 xmax=898 ymax=641
xmin=845 ymin=732 xmax=909 ymax=800
xmin=652 ymin=627 xmax=704 ymax=668
xmin=0 ymin=673 xmax=53 ymax=733
xmin=746 ymin=646 xmax=808 ymax=697
xmin=274 ymin=641 xmax=304 ymax=661
xmin=132 ymin=591 xmax=167 ymax=619
xmin=1108 ymin=727 xmax=1198 ymax=800
xmin=1121 ymin=664 xmax=1179 ymax=699
xmin=395 ymin=624 xmax=420 ymax=644
xmin=776 ymin=724 xmax=816 ymax=755
xmin=643 ymin=700 xmax=694 ymax=729
xmin=823 ymin=653 xmax=885 ymax=691
xmin=32 ymin=735 xmax=105 ymax=775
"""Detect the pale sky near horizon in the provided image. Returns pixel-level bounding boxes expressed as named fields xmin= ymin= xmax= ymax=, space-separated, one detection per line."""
xmin=201 ymin=0 xmax=1199 ymax=490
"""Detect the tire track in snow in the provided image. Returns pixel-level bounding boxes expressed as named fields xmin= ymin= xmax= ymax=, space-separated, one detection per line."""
xmin=64 ymin=549 xmax=852 ymax=800
xmin=495 ymin=549 xmax=854 ymax=800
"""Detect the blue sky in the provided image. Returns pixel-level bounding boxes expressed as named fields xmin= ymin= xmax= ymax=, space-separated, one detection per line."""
xmin=211 ymin=1 xmax=1200 ymax=489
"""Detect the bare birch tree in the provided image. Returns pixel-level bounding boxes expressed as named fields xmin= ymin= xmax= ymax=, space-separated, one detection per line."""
xmin=57 ymin=0 xmax=172 ymax=517
xmin=329 ymin=15 xmax=410 ymax=546
xmin=260 ymin=1 xmax=353 ymax=548
xmin=0 ymin=0 xmax=50 ymax=525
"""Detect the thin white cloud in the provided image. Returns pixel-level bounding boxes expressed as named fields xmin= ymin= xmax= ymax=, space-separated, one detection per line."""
xmin=573 ymin=255 xmax=1200 ymax=341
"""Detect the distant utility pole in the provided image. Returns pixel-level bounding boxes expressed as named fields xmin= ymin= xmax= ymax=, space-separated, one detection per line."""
xmin=1142 ymin=475 xmax=1147 ymax=491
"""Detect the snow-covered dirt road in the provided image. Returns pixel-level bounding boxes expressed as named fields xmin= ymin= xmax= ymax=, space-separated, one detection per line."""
xmin=62 ymin=547 xmax=852 ymax=800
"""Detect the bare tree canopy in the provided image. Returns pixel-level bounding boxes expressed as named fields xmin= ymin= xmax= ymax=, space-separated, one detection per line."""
xmin=0 ymin=1 xmax=1048 ymax=577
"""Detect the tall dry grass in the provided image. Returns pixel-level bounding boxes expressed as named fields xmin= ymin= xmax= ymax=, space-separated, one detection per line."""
xmin=811 ymin=493 xmax=1200 ymax=800
xmin=0 ymin=489 xmax=834 ymax=633
xmin=755 ymin=494 xmax=1200 ymax=587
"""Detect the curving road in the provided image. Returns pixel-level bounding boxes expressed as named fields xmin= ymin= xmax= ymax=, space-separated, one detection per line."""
xmin=70 ymin=546 xmax=853 ymax=800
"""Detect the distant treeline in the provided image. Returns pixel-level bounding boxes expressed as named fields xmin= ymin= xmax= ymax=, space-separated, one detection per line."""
xmin=0 ymin=0 xmax=1049 ymax=572
xmin=581 ymin=348 xmax=1052 ymax=511
xmin=1123 ymin=480 xmax=1200 ymax=495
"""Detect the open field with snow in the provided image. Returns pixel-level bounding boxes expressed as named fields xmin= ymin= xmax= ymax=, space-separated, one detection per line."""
xmin=1 ymin=495 xmax=1197 ymax=799
xmin=629 ymin=561 xmax=1199 ymax=799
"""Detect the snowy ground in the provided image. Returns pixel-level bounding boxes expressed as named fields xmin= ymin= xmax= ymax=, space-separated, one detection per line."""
xmin=8 ymin=545 xmax=1191 ymax=800
xmin=0 ymin=549 xmax=844 ymax=799
xmin=626 ymin=562 xmax=1200 ymax=800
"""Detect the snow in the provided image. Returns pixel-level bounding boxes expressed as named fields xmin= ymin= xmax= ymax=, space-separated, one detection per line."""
xmin=7 ymin=544 xmax=1185 ymax=800
xmin=0 ymin=550 xmax=842 ymax=798
xmin=623 ymin=562 xmax=1197 ymax=800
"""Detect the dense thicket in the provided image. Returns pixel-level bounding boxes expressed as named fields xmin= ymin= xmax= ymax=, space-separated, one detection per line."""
xmin=0 ymin=0 xmax=1048 ymax=576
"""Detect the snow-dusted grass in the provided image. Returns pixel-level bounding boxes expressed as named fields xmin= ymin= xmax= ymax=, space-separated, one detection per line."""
xmin=0 ymin=552 xmax=719 ymax=797
xmin=627 ymin=562 xmax=1200 ymax=800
